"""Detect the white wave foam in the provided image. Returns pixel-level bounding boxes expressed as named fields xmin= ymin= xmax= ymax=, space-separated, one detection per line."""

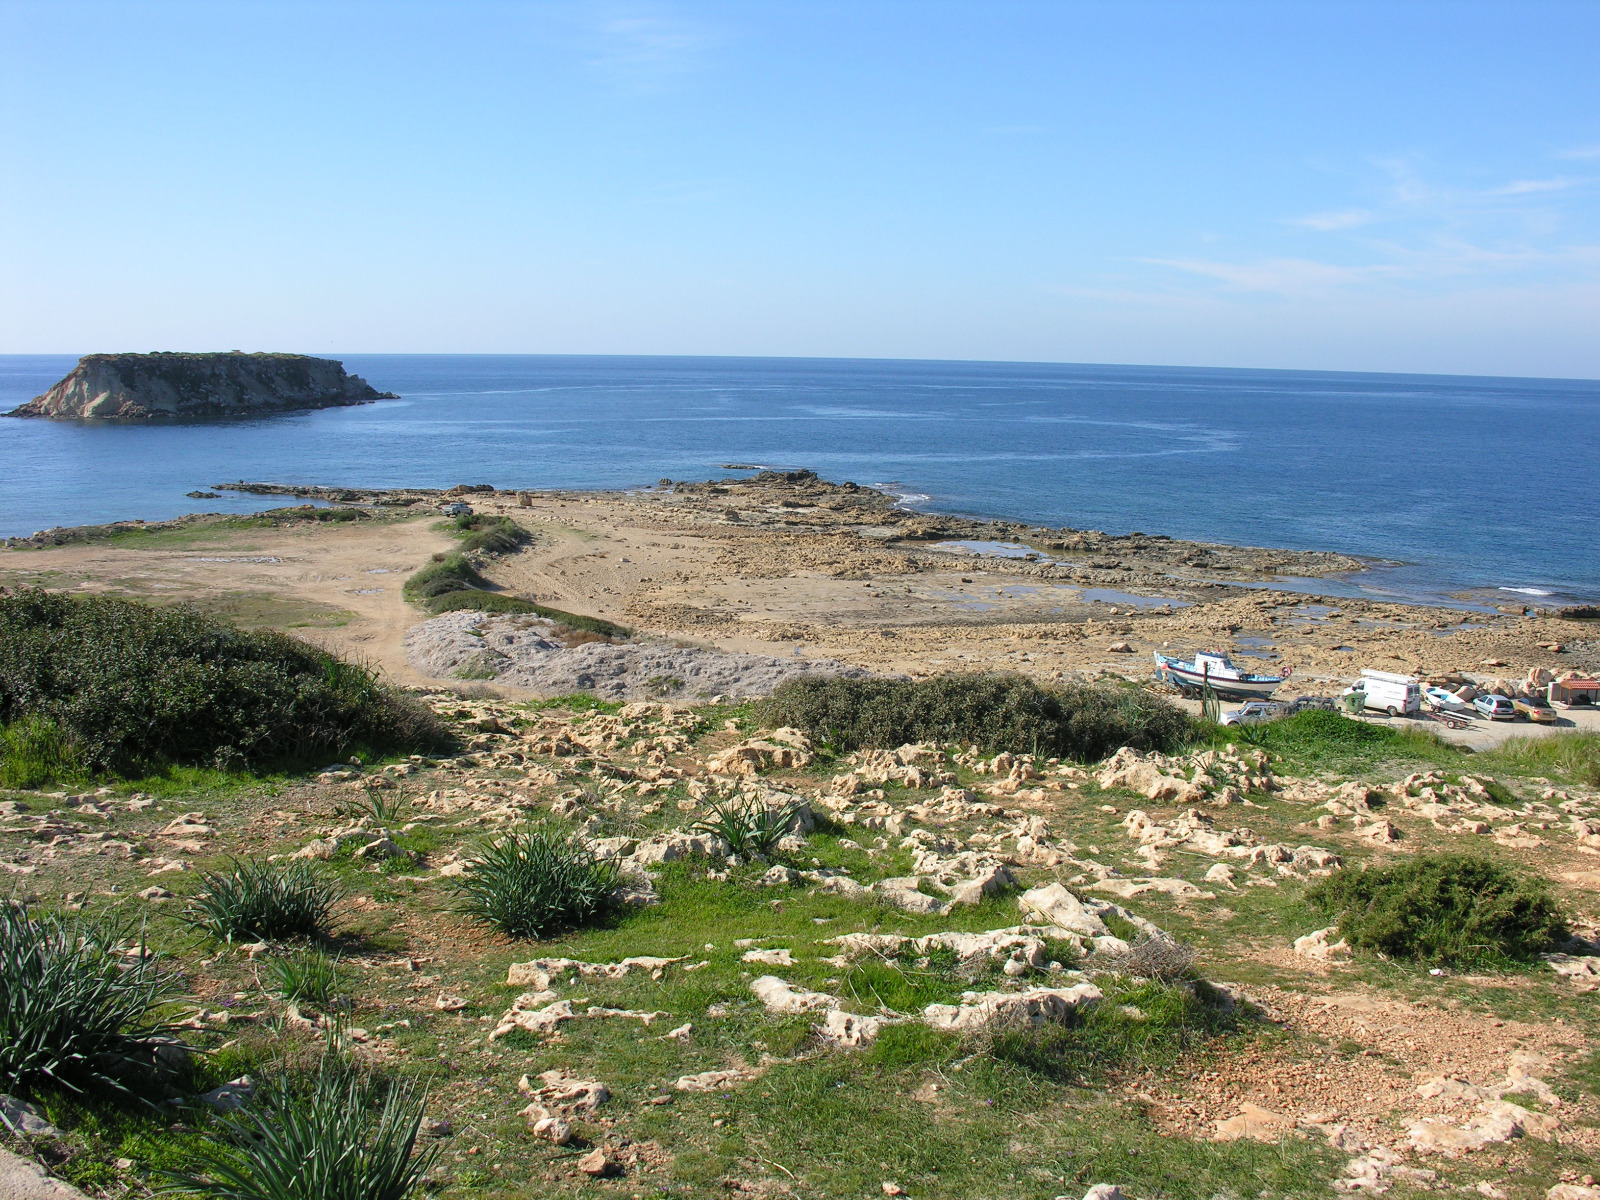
xmin=1498 ymin=586 xmax=1554 ymax=596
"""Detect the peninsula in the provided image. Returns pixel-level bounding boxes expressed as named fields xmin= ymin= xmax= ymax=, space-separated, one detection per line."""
xmin=3 ymin=351 xmax=396 ymax=420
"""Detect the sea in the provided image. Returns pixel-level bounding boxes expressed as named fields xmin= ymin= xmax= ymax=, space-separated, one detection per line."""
xmin=3 ymin=354 xmax=1597 ymax=608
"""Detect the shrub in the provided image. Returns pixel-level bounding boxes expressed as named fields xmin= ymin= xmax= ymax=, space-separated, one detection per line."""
xmin=0 ymin=905 xmax=183 ymax=1100
xmin=1306 ymin=854 xmax=1569 ymax=966
xmin=0 ymin=589 xmax=451 ymax=778
xmin=188 ymin=859 xmax=342 ymax=943
xmin=451 ymin=513 xmax=531 ymax=555
xmin=267 ymin=951 xmax=344 ymax=1008
xmin=455 ymin=824 xmax=620 ymax=939
xmin=1105 ymin=934 xmax=1197 ymax=983
xmin=759 ymin=673 xmax=1191 ymax=761
xmin=402 ymin=553 xmax=485 ymax=603
xmin=171 ymin=1063 xmax=437 ymax=1200
xmin=693 ymin=797 xmax=799 ymax=858
xmin=427 ymin=590 xmax=540 ymax=616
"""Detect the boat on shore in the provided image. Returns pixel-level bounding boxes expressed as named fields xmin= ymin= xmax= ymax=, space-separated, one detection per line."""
xmin=1153 ymin=650 xmax=1286 ymax=699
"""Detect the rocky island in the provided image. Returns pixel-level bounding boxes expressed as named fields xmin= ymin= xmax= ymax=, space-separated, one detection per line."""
xmin=3 ymin=351 xmax=396 ymax=419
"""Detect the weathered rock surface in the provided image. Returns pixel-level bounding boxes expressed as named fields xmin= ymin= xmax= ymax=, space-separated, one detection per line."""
xmin=6 ymin=352 xmax=394 ymax=420
xmin=405 ymin=610 xmax=870 ymax=700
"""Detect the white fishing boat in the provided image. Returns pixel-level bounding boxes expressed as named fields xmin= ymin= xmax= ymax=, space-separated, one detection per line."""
xmin=1153 ymin=650 xmax=1286 ymax=699
xmin=1424 ymin=685 xmax=1472 ymax=714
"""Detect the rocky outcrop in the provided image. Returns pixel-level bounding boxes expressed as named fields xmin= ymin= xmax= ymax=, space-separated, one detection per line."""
xmin=5 ymin=352 xmax=396 ymax=419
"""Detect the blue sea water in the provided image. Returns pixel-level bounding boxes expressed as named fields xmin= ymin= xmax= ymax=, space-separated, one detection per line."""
xmin=2 ymin=354 xmax=1597 ymax=605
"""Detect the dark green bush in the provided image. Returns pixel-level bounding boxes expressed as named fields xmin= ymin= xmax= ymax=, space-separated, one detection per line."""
xmin=187 ymin=859 xmax=342 ymax=943
xmin=402 ymin=552 xmax=486 ymax=603
xmin=172 ymin=1063 xmax=437 ymax=1200
xmin=759 ymin=673 xmax=1192 ymax=760
xmin=451 ymin=513 xmax=531 ymax=554
xmin=1306 ymin=854 xmax=1569 ymax=966
xmin=455 ymin=824 xmax=620 ymax=939
xmin=0 ymin=590 xmax=450 ymax=778
xmin=0 ymin=905 xmax=184 ymax=1100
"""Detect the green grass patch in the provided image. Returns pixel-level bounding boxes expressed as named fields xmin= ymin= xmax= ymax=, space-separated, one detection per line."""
xmin=0 ymin=589 xmax=451 ymax=780
xmin=1200 ymin=708 xmax=1459 ymax=774
xmin=400 ymin=552 xmax=486 ymax=604
xmin=1306 ymin=853 xmax=1569 ymax=967
xmin=760 ymin=672 xmax=1192 ymax=760
xmin=1477 ymin=731 xmax=1600 ymax=787
xmin=0 ymin=713 xmax=84 ymax=788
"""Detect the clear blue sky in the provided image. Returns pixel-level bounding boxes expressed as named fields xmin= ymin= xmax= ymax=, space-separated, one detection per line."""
xmin=3 ymin=1 xmax=1597 ymax=377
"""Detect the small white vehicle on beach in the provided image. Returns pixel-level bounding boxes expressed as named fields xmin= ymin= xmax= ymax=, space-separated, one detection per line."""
xmin=1220 ymin=700 xmax=1289 ymax=726
xmin=1343 ymin=670 xmax=1422 ymax=717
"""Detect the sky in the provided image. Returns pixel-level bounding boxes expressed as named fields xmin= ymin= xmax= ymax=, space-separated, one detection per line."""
xmin=2 ymin=0 xmax=1598 ymax=377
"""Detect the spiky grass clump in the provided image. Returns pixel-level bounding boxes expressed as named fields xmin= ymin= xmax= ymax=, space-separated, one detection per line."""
xmin=455 ymin=824 xmax=619 ymax=940
xmin=1306 ymin=854 xmax=1568 ymax=967
xmin=188 ymin=859 xmax=341 ymax=943
xmin=267 ymin=951 xmax=344 ymax=1008
xmin=0 ymin=905 xmax=183 ymax=1099
xmin=693 ymin=797 xmax=799 ymax=859
xmin=172 ymin=1064 xmax=437 ymax=1200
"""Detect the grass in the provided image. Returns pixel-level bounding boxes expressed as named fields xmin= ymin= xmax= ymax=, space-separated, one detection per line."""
xmin=402 ymin=550 xmax=631 ymax=636
xmin=1305 ymin=853 xmax=1569 ymax=967
xmin=454 ymin=823 xmax=622 ymax=939
xmin=760 ymin=672 xmax=1192 ymax=760
xmin=266 ymin=950 xmax=344 ymax=1008
xmin=0 ymin=713 xmax=83 ymax=788
xmin=0 ymin=905 xmax=184 ymax=1101
xmin=980 ymin=975 xmax=1233 ymax=1084
xmin=187 ymin=859 xmax=343 ymax=943
xmin=1198 ymin=707 xmax=1458 ymax=774
xmin=0 ymin=588 xmax=451 ymax=780
xmin=1477 ymin=730 xmax=1600 ymax=786
xmin=170 ymin=1061 xmax=437 ymax=1200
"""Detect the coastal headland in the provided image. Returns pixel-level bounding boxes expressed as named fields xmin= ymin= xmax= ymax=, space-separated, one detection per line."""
xmin=3 ymin=470 xmax=1592 ymax=729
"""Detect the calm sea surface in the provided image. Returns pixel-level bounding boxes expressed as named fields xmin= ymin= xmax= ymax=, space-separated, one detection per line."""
xmin=3 ymin=355 xmax=1597 ymax=605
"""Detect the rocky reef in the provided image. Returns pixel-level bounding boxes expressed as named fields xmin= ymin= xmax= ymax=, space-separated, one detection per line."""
xmin=4 ymin=351 xmax=396 ymax=420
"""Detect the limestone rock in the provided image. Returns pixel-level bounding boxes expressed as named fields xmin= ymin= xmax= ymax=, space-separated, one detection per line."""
xmin=1213 ymin=1102 xmax=1293 ymax=1142
xmin=1018 ymin=882 xmax=1111 ymax=937
xmin=750 ymin=975 xmax=838 ymax=1014
xmin=922 ymin=982 xmax=1101 ymax=1032
xmin=6 ymin=352 xmax=394 ymax=420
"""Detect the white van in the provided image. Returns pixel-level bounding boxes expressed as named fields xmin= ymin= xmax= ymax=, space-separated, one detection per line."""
xmin=1343 ymin=670 xmax=1422 ymax=717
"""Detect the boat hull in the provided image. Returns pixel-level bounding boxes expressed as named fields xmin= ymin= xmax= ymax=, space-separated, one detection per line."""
xmin=1156 ymin=659 xmax=1282 ymax=699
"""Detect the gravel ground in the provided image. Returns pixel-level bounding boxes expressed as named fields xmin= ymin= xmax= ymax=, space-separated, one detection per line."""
xmin=403 ymin=610 xmax=870 ymax=699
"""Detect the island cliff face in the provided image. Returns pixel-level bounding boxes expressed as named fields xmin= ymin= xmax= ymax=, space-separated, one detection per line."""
xmin=4 ymin=352 xmax=397 ymax=419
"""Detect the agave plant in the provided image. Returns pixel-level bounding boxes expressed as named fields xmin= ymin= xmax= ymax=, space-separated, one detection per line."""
xmin=0 ymin=904 xmax=184 ymax=1099
xmin=454 ymin=824 xmax=619 ymax=939
xmin=693 ymin=796 xmax=802 ymax=859
xmin=187 ymin=859 xmax=341 ymax=943
xmin=266 ymin=950 xmax=345 ymax=1008
xmin=172 ymin=1063 xmax=438 ymax=1200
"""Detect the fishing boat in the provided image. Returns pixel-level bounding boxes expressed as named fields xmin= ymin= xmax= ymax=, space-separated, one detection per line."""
xmin=1153 ymin=650 xmax=1286 ymax=699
